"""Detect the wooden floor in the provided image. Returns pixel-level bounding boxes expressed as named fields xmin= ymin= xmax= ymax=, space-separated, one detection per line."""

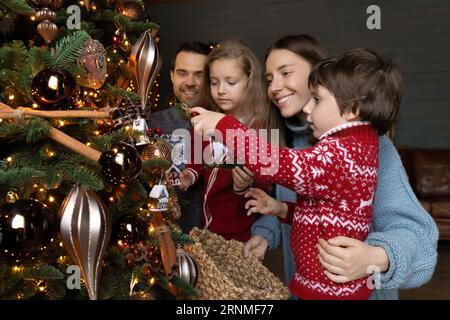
xmin=263 ymin=240 xmax=450 ymax=299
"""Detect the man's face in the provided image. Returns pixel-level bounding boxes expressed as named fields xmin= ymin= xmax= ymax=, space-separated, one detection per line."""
xmin=170 ymin=51 xmax=208 ymax=107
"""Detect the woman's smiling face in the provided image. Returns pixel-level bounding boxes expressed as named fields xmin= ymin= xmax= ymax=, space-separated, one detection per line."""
xmin=265 ymin=49 xmax=313 ymax=119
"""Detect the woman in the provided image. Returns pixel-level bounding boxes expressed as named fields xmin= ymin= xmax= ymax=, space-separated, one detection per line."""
xmin=241 ymin=35 xmax=439 ymax=300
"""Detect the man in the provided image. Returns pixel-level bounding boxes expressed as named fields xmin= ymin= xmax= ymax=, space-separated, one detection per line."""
xmin=147 ymin=42 xmax=211 ymax=233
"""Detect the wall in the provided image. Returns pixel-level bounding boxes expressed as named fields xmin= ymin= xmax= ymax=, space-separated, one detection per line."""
xmin=150 ymin=0 xmax=450 ymax=148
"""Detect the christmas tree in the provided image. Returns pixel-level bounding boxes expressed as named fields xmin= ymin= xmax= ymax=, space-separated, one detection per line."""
xmin=0 ymin=0 xmax=198 ymax=300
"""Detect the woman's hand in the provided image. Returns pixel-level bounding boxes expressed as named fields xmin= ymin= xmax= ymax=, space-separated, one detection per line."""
xmin=317 ymin=236 xmax=389 ymax=283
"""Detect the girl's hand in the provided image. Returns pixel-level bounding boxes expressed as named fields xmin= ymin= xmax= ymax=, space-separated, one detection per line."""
xmin=243 ymin=235 xmax=269 ymax=260
xmin=190 ymin=107 xmax=225 ymax=134
xmin=244 ymin=188 xmax=287 ymax=218
xmin=178 ymin=169 xmax=194 ymax=191
xmin=317 ymin=236 xmax=389 ymax=283
xmin=232 ymin=166 xmax=254 ymax=193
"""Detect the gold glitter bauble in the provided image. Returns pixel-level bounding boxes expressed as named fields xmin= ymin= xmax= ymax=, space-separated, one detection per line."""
xmin=140 ymin=139 xmax=172 ymax=162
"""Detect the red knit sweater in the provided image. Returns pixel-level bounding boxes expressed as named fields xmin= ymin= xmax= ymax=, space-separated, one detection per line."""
xmin=215 ymin=116 xmax=379 ymax=300
xmin=186 ymin=129 xmax=271 ymax=242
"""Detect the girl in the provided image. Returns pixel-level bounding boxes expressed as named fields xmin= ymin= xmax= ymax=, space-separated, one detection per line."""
xmin=192 ymin=35 xmax=438 ymax=300
xmin=179 ymin=40 xmax=283 ymax=242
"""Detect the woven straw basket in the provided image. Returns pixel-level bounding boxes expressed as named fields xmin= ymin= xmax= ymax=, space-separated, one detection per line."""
xmin=186 ymin=227 xmax=290 ymax=300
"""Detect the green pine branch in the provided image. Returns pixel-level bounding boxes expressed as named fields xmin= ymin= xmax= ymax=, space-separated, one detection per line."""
xmin=93 ymin=9 xmax=159 ymax=33
xmin=109 ymin=180 xmax=147 ymax=220
xmin=63 ymin=164 xmax=104 ymax=191
xmin=103 ymin=83 xmax=140 ymax=102
xmin=141 ymin=159 xmax=171 ymax=170
xmin=171 ymin=232 xmax=195 ymax=245
xmin=1 ymin=0 xmax=35 ymax=15
xmin=0 ymin=117 xmax=50 ymax=142
xmin=0 ymin=119 xmax=26 ymax=138
xmin=0 ymin=42 xmax=26 ymax=70
xmin=51 ymin=30 xmax=90 ymax=67
xmin=89 ymin=127 xmax=137 ymax=151
xmin=115 ymin=14 xmax=160 ymax=33
xmin=45 ymin=280 xmax=67 ymax=300
xmin=7 ymin=281 xmax=37 ymax=300
xmin=0 ymin=167 xmax=46 ymax=191
xmin=171 ymin=275 xmax=197 ymax=297
xmin=25 ymin=118 xmax=52 ymax=143
xmin=24 ymin=265 xmax=65 ymax=281
xmin=28 ymin=47 xmax=53 ymax=73
xmin=0 ymin=264 xmax=22 ymax=295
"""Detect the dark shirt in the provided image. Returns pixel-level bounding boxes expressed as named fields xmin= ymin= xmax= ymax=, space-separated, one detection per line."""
xmin=146 ymin=107 xmax=201 ymax=233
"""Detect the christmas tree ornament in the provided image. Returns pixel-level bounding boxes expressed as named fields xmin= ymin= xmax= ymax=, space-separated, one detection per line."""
xmin=154 ymin=127 xmax=162 ymax=136
xmin=150 ymin=256 xmax=161 ymax=271
xmin=129 ymin=30 xmax=162 ymax=112
xmin=142 ymin=263 xmax=152 ymax=276
xmin=143 ymin=245 xmax=157 ymax=262
xmin=167 ymin=168 xmax=181 ymax=187
xmin=149 ymin=184 xmax=169 ymax=212
xmin=35 ymin=8 xmax=56 ymax=21
xmin=141 ymin=139 xmax=172 ymax=162
xmin=99 ymin=143 xmax=142 ymax=186
xmin=31 ymin=67 xmax=78 ymax=110
xmin=5 ymin=191 xmax=19 ymax=203
xmin=0 ymin=198 xmax=54 ymax=260
xmin=132 ymin=116 xmax=150 ymax=146
xmin=58 ymin=185 xmax=112 ymax=300
xmin=176 ymin=246 xmax=199 ymax=287
xmin=166 ymin=141 xmax=185 ymax=186
xmin=116 ymin=1 xmax=145 ymax=21
xmin=112 ymin=28 xmax=124 ymax=48
xmin=111 ymin=214 xmax=147 ymax=247
xmin=37 ymin=20 xmax=58 ymax=44
xmin=77 ymin=38 xmax=107 ymax=89
xmin=121 ymin=32 xmax=132 ymax=52
xmin=95 ymin=118 xmax=114 ymax=134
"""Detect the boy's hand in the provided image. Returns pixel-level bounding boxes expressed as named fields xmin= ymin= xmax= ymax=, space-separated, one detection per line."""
xmin=190 ymin=107 xmax=225 ymax=134
xmin=178 ymin=169 xmax=194 ymax=191
xmin=232 ymin=166 xmax=254 ymax=193
xmin=244 ymin=188 xmax=287 ymax=218
xmin=243 ymin=235 xmax=269 ymax=260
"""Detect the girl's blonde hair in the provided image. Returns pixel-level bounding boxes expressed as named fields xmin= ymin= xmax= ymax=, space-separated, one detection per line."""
xmin=207 ymin=40 xmax=284 ymax=136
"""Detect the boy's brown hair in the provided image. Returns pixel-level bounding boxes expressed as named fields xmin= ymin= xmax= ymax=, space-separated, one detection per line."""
xmin=308 ymin=48 xmax=401 ymax=135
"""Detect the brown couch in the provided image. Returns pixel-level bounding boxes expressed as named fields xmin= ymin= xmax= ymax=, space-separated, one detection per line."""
xmin=399 ymin=149 xmax=450 ymax=240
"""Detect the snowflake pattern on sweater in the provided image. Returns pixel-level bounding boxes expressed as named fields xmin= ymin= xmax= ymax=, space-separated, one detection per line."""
xmin=215 ymin=116 xmax=379 ymax=300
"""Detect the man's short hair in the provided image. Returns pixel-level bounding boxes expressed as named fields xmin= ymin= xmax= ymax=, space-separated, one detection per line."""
xmin=170 ymin=42 xmax=212 ymax=71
